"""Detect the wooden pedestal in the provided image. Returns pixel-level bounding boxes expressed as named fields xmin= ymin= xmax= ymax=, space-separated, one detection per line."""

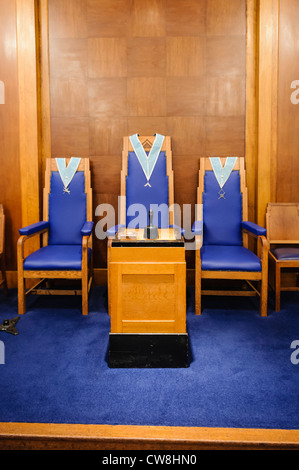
xmin=108 ymin=229 xmax=188 ymax=367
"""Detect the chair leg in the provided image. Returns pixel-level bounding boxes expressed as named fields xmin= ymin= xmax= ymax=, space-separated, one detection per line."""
xmin=195 ymin=250 xmax=202 ymax=315
xmin=260 ymin=276 xmax=268 ymax=317
xmin=18 ymin=275 xmax=26 ymax=315
xmin=275 ymin=264 xmax=281 ymax=312
xmin=82 ymin=273 xmax=88 ymax=316
xmin=259 ymin=237 xmax=269 ymax=317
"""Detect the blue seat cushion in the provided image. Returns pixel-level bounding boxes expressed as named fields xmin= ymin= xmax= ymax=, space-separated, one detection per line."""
xmin=23 ymin=245 xmax=91 ymax=271
xmin=271 ymin=247 xmax=299 ymax=261
xmin=201 ymin=245 xmax=262 ymax=272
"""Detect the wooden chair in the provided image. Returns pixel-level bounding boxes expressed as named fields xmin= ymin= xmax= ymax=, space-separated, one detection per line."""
xmin=0 ymin=205 xmax=8 ymax=293
xmin=107 ymin=134 xmax=177 ymax=248
xmin=17 ymin=158 xmax=93 ymax=315
xmin=266 ymin=203 xmax=299 ymax=312
xmin=107 ymin=135 xmax=180 ymax=313
xmin=108 ymin=135 xmax=175 ymax=234
xmin=192 ymin=157 xmax=269 ymax=316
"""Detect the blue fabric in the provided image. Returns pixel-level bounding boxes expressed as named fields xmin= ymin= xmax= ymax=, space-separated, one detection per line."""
xmin=1 ymin=287 xmax=299 ymax=430
xmin=19 ymin=221 xmax=49 ymax=236
xmin=192 ymin=220 xmax=203 ymax=236
xmin=203 ymin=171 xmax=242 ymax=246
xmin=23 ymin=245 xmax=91 ymax=271
xmin=272 ymin=247 xmax=299 ymax=261
xmin=48 ymin=172 xmax=87 ymax=246
xmin=81 ymin=221 xmax=94 ymax=236
xmin=201 ymin=245 xmax=262 ymax=272
xmin=126 ymin=151 xmax=169 ymax=228
xmin=242 ymin=221 xmax=266 ymax=237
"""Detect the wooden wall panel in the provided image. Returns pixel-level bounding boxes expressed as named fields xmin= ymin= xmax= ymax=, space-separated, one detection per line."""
xmin=166 ymin=0 xmax=206 ymax=36
xmin=130 ymin=0 xmax=165 ymax=37
xmin=0 ymin=0 xmax=22 ymax=270
xmin=256 ymin=0 xmax=279 ymax=227
xmin=127 ymin=38 xmax=166 ymax=77
xmin=48 ymin=0 xmax=246 ymax=269
xmin=86 ymin=0 xmax=130 ymax=38
xmin=88 ymin=38 xmax=127 ymax=78
xmin=277 ymin=0 xmax=299 ymax=202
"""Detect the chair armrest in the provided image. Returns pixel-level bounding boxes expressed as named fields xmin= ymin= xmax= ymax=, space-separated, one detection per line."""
xmin=192 ymin=220 xmax=203 ymax=236
xmin=81 ymin=221 xmax=94 ymax=237
xmin=107 ymin=224 xmax=126 ymax=238
xmin=19 ymin=221 xmax=49 ymax=236
xmin=242 ymin=221 xmax=266 ymax=237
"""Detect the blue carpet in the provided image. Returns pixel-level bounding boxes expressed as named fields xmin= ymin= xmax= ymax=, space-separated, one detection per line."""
xmin=0 ymin=286 xmax=298 ymax=429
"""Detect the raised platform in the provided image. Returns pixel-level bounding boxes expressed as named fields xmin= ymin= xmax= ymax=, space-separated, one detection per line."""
xmin=1 ymin=422 xmax=298 ymax=450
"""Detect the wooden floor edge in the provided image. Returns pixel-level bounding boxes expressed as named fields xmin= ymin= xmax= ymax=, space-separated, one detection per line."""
xmin=0 ymin=423 xmax=299 ymax=450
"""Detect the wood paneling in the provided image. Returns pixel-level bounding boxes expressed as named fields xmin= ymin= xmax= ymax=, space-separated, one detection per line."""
xmin=277 ymin=0 xmax=299 ymax=202
xmin=206 ymin=116 xmax=245 ymax=156
xmin=206 ymin=36 xmax=246 ymax=77
xmin=167 ymin=78 xmax=206 ymax=116
xmin=86 ymin=0 xmax=130 ymax=38
xmin=16 ymin=0 xmax=41 ymax=251
xmin=0 ymin=0 xmax=22 ymax=270
xmin=50 ymin=38 xmax=88 ymax=79
xmin=130 ymin=0 xmax=165 ymax=37
xmin=36 ymin=0 xmax=52 ymax=185
xmin=51 ymin=117 xmax=89 ymax=156
xmin=256 ymin=0 xmax=279 ymax=227
xmin=245 ymin=0 xmax=258 ymax=223
xmin=89 ymin=118 xmax=128 ymax=156
xmin=50 ymin=78 xmax=89 ymax=117
xmin=127 ymin=38 xmax=166 ymax=77
xmin=166 ymin=37 xmax=205 ymax=77
xmin=48 ymin=0 xmax=247 ymax=268
xmin=88 ymin=38 xmax=127 ymax=78
xmin=127 ymin=77 xmax=166 ymax=116
xmin=88 ymin=78 xmax=127 ymax=117
xmin=207 ymin=0 xmax=246 ymax=35
xmin=48 ymin=0 xmax=87 ymax=39
xmin=166 ymin=0 xmax=206 ymax=36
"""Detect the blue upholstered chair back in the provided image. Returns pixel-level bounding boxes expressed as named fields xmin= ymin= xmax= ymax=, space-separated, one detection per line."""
xmin=203 ymin=171 xmax=243 ymax=246
xmin=126 ymin=151 xmax=169 ymax=228
xmin=48 ymin=172 xmax=87 ymax=245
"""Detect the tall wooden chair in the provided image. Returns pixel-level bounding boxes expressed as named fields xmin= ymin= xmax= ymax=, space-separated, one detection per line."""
xmin=266 ymin=203 xmax=299 ymax=312
xmin=107 ymin=135 xmax=180 ymax=313
xmin=108 ymin=135 xmax=175 ymax=236
xmin=192 ymin=157 xmax=269 ymax=316
xmin=0 ymin=205 xmax=8 ymax=293
xmin=17 ymin=158 xmax=93 ymax=316
xmin=107 ymin=134 xmax=177 ymax=266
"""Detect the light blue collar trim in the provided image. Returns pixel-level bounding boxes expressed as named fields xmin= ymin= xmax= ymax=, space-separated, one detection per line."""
xmin=55 ymin=157 xmax=81 ymax=194
xmin=209 ymin=157 xmax=237 ymax=199
xmin=129 ymin=134 xmax=165 ymax=187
